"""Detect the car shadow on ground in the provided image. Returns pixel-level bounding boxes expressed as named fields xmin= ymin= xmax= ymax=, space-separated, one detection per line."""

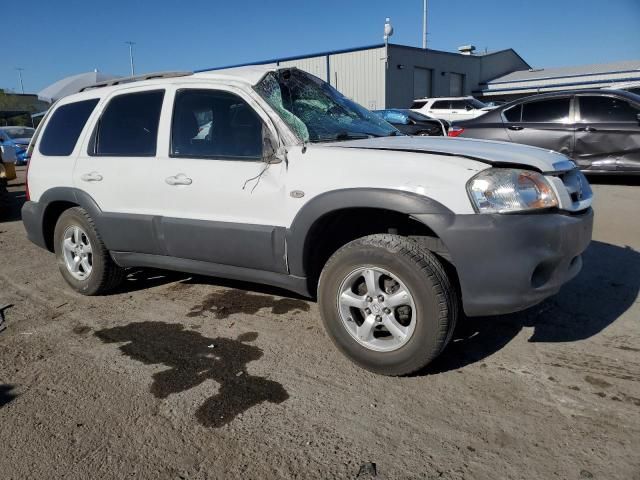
xmin=0 ymin=188 xmax=26 ymax=223
xmin=586 ymin=174 xmax=640 ymax=186
xmin=93 ymin=323 xmax=289 ymax=427
xmin=0 ymin=384 xmax=17 ymax=408
xmin=425 ymin=240 xmax=640 ymax=374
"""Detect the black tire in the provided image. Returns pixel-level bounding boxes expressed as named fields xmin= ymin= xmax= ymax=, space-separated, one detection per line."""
xmin=318 ymin=234 xmax=459 ymax=376
xmin=53 ymin=207 xmax=124 ymax=295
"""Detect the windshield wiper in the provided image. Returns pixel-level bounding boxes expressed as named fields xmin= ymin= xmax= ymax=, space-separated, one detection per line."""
xmin=313 ymin=132 xmax=371 ymax=142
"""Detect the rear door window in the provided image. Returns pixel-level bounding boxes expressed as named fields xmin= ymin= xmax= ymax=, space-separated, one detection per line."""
xmin=92 ymin=90 xmax=164 ymax=156
xmin=39 ymin=99 xmax=99 ymax=156
xmin=521 ymin=98 xmax=570 ymax=123
xmin=411 ymin=100 xmax=427 ymax=109
xmin=579 ymin=96 xmax=640 ymax=122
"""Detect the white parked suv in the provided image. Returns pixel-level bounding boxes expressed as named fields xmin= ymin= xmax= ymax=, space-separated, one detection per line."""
xmin=23 ymin=66 xmax=594 ymax=375
xmin=411 ymin=96 xmax=491 ymax=122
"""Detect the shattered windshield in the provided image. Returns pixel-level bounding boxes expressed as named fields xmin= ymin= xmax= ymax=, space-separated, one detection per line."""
xmin=254 ymin=69 xmax=400 ymax=143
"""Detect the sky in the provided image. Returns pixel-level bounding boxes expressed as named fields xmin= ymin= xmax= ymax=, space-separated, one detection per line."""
xmin=3 ymin=0 xmax=640 ymax=94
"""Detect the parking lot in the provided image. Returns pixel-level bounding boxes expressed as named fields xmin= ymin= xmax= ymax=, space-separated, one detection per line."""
xmin=0 ymin=166 xmax=639 ymax=479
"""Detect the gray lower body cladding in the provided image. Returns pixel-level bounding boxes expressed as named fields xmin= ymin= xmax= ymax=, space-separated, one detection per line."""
xmin=413 ymin=208 xmax=594 ymax=317
xmin=23 ymin=196 xmax=593 ymax=318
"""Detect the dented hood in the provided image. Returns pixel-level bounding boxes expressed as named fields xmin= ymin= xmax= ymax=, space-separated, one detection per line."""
xmin=332 ymin=136 xmax=573 ymax=173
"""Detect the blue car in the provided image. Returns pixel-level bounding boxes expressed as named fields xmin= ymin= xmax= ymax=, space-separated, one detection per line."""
xmin=0 ymin=126 xmax=35 ymax=166
xmin=373 ymin=109 xmax=448 ymax=136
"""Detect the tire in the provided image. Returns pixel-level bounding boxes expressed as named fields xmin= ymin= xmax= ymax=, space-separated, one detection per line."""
xmin=53 ymin=207 xmax=124 ymax=295
xmin=318 ymin=234 xmax=459 ymax=376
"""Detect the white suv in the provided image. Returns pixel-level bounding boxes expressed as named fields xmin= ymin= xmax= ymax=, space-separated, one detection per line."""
xmin=411 ymin=96 xmax=491 ymax=122
xmin=23 ymin=66 xmax=594 ymax=375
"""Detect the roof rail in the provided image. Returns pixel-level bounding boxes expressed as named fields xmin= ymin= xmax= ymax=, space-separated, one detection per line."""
xmin=79 ymin=71 xmax=193 ymax=92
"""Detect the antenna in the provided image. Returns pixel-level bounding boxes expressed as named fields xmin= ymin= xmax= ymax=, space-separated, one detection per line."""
xmin=15 ymin=68 xmax=25 ymax=94
xmin=422 ymin=0 xmax=428 ymax=49
xmin=384 ymin=17 xmax=394 ymax=43
xmin=125 ymin=41 xmax=136 ymax=76
xmin=383 ymin=18 xmax=394 ymax=70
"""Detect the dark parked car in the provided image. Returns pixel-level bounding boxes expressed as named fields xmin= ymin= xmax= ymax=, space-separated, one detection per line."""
xmin=451 ymin=89 xmax=640 ymax=174
xmin=374 ymin=109 xmax=448 ymax=136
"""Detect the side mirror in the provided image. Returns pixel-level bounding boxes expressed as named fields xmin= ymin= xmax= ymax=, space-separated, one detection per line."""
xmin=262 ymin=133 xmax=283 ymax=164
xmin=465 ymin=105 xmax=472 ymax=111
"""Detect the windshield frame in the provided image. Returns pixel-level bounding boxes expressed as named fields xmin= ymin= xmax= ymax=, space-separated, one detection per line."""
xmin=254 ymin=69 xmax=401 ymax=144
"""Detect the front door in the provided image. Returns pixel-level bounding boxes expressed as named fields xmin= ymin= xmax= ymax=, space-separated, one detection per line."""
xmin=153 ymin=85 xmax=289 ymax=274
xmin=503 ymin=96 xmax=574 ymax=157
xmin=575 ymin=94 xmax=640 ymax=172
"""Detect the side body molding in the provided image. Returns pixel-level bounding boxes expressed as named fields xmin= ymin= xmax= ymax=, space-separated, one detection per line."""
xmin=285 ymin=188 xmax=454 ymax=277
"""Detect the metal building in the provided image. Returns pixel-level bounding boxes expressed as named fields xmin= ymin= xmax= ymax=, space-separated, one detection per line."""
xmin=477 ymin=60 xmax=640 ymax=101
xmin=199 ymin=43 xmax=530 ymax=109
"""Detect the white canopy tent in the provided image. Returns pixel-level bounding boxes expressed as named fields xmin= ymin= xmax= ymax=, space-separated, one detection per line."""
xmin=38 ymin=70 xmax=121 ymax=103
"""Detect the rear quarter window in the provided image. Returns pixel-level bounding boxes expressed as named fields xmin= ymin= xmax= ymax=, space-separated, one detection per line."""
xmin=503 ymin=104 xmax=522 ymax=122
xmin=39 ymin=99 xmax=99 ymax=156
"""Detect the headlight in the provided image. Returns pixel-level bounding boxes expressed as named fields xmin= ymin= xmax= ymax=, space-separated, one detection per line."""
xmin=467 ymin=168 xmax=558 ymax=213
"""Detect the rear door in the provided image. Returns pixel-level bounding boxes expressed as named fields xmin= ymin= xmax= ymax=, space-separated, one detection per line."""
xmin=73 ymin=87 xmax=166 ymax=254
xmin=575 ymin=94 xmax=640 ymax=172
xmin=502 ymin=96 xmax=574 ymax=156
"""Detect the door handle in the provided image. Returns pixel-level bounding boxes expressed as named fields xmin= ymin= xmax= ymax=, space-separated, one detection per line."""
xmin=577 ymin=126 xmax=597 ymax=132
xmin=165 ymin=174 xmax=193 ymax=186
xmin=507 ymin=125 xmax=524 ymax=131
xmin=80 ymin=172 xmax=103 ymax=182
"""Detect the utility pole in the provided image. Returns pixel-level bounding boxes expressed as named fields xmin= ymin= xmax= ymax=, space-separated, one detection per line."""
xmin=422 ymin=0 xmax=428 ymax=49
xmin=125 ymin=41 xmax=136 ymax=77
xmin=15 ymin=68 xmax=25 ymax=93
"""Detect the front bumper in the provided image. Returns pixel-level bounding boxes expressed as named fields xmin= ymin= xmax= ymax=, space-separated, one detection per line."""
xmin=414 ymin=208 xmax=594 ymax=317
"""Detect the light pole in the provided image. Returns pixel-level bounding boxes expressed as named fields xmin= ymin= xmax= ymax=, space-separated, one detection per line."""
xmin=422 ymin=0 xmax=428 ymax=49
xmin=15 ymin=68 xmax=25 ymax=93
xmin=125 ymin=41 xmax=136 ymax=77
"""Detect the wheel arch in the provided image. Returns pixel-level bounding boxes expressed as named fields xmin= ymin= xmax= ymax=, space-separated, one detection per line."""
xmin=37 ymin=187 xmax=103 ymax=252
xmin=286 ymin=188 xmax=454 ymax=291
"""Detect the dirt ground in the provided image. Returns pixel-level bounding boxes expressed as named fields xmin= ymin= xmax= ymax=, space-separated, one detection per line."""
xmin=1 ymin=167 xmax=639 ymax=480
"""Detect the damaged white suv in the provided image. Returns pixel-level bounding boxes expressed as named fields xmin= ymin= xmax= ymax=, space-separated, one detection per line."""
xmin=23 ymin=66 xmax=593 ymax=375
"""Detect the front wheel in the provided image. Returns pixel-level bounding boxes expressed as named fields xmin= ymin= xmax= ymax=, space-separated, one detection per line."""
xmin=53 ymin=207 xmax=124 ymax=295
xmin=318 ymin=234 xmax=458 ymax=376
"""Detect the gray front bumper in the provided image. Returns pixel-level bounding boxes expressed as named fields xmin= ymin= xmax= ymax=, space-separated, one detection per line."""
xmin=414 ymin=208 xmax=594 ymax=317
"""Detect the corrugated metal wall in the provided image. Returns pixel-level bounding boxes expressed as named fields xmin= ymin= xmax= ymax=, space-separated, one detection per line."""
xmin=329 ymin=47 xmax=386 ymax=110
xmin=272 ymin=47 xmax=387 ymax=110
xmin=278 ymin=55 xmax=328 ymax=82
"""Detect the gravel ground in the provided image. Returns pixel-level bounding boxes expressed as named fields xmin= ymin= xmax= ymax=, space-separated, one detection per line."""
xmin=1 ymin=167 xmax=639 ymax=480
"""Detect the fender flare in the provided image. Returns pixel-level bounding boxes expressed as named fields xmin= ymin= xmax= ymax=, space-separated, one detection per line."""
xmin=285 ymin=188 xmax=454 ymax=277
xmin=23 ymin=187 xmax=106 ymax=251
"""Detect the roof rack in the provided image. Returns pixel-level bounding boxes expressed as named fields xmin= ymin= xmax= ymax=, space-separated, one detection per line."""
xmin=79 ymin=71 xmax=193 ymax=92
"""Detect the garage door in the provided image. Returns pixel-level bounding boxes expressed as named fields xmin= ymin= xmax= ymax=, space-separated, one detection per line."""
xmin=413 ymin=67 xmax=432 ymax=99
xmin=449 ymin=73 xmax=464 ymax=96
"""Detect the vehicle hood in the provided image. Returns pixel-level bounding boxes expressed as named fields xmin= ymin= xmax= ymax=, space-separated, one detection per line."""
xmin=332 ymin=136 xmax=571 ymax=173
xmin=11 ymin=138 xmax=31 ymax=146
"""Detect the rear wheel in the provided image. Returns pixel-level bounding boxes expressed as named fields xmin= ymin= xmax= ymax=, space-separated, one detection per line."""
xmin=318 ymin=234 xmax=458 ymax=376
xmin=53 ymin=207 xmax=124 ymax=295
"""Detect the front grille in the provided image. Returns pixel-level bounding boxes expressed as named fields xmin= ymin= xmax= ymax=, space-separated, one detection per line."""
xmin=549 ymin=168 xmax=593 ymax=212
